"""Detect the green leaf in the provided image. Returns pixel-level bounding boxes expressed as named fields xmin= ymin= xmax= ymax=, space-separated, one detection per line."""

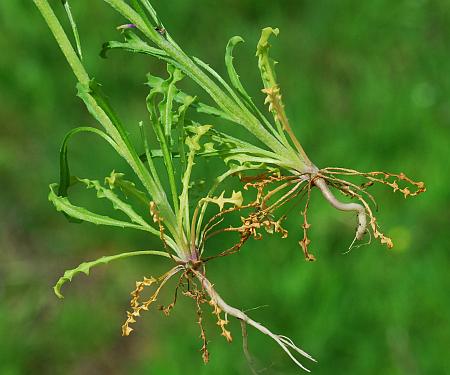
xmin=101 ymin=29 xmax=184 ymax=73
xmin=129 ymin=0 xmax=153 ymax=31
xmin=192 ymin=55 xmax=248 ymax=118
xmin=256 ymin=27 xmax=296 ymax=150
xmin=49 ymin=183 xmax=159 ymax=235
xmin=138 ymin=121 xmax=161 ymax=187
xmin=145 ymin=66 xmax=181 ymax=213
xmin=185 ymin=125 xmax=212 ymax=152
xmin=101 ymin=30 xmax=168 ymax=60
xmin=77 ymin=177 xmax=151 ymax=228
xmin=176 ymin=94 xmax=196 ymax=172
xmin=205 ymin=128 xmax=287 ymax=166
xmin=58 ymin=126 xmax=118 ymax=198
xmin=162 ymin=64 xmax=184 ymax=138
xmin=255 ymin=27 xmax=309 ymax=163
xmin=61 ymin=0 xmax=82 ymax=59
xmin=225 ymin=35 xmax=278 ymax=137
xmin=139 ymin=0 xmax=161 ymax=25
xmin=193 ymin=101 xmax=235 ymax=122
xmin=105 ymin=171 xmax=148 ymax=205
xmin=53 ymin=250 xmax=172 ymax=298
xmin=179 ymin=124 xmax=212 ymax=237
xmin=76 ymin=79 xmax=178 ymax=238
xmin=57 ymin=126 xmax=120 ymax=223
xmin=225 ymin=36 xmax=248 ymax=100
xmin=77 ymin=80 xmax=132 ymax=150
xmin=256 ymin=27 xmax=280 ymax=89
xmin=147 ymin=72 xmax=235 ymax=123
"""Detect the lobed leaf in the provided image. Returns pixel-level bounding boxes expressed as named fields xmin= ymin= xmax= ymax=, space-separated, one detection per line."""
xmin=49 ymin=183 xmax=160 ymax=236
xmin=101 ymin=30 xmax=168 ymax=60
xmin=53 ymin=250 xmax=172 ymax=298
xmin=146 ymin=73 xmax=233 ymax=122
xmin=176 ymin=94 xmax=196 ymax=172
xmin=225 ymin=36 xmax=247 ymax=98
xmin=225 ymin=35 xmax=277 ymax=137
xmin=145 ymin=65 xmax=185 ymax=212
xmin=77 ymin=177 xmax=151 ymax=228
xmin=61 ymin=0 xmax=82 ymax=59
xmin=179 ymin=125 xmax=213 ymax=236
xmin=105 ymin=171 xmax=148 ymax=205
xmin=256 ymin=27 xmax=280 ymax=89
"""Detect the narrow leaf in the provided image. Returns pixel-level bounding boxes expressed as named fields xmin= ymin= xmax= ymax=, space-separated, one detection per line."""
xmin=256 ymin=27 xmax=280 ymax=89
xmin=146 ymin=72 xmax=180 ymax=213
xmin=162 ymin=64 xmax=184 ymax=138
xmin=61 ymin=0 xmax=82 ymax=59
xmin=225 ymin=36 xmax=277 ymax=136
xmin=225 ymin=36 xmax=248 ymax=99
xmin=54 ymin=250 xmax=172 ymax=298
xmin=101 ymin=30 xmax=167 ymax=59
xmin=138 ymin=121 xmax=161 ymax=187
xmin=176 ymin=94 xmax=196 ymax=173
xmin=49 ymin=183 xmax=158 ymax=235
xmin=77 ymin=177 xmax=151 ymax=229
xmin=105 ymin=171 xmax=148 ymax=205
xmin=179 ymin=125 xmax=212 ymax=236
xmin=58 ymin=126 xmax=118 ymax=198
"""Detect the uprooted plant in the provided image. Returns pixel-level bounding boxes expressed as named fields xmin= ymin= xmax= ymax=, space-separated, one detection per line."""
xmin=34 ymin=0 xmax=321 ymax=371
xmin=34 ymin=0 xmax=425 ymax=372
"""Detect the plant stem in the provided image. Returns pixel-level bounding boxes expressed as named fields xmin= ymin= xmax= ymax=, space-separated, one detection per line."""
xmin=33 ymin=0 xmax=89 ymax=85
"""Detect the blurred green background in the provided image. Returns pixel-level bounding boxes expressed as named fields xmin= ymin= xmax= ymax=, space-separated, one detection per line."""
xmin=1 ymin=0 xmax=449 ymax=374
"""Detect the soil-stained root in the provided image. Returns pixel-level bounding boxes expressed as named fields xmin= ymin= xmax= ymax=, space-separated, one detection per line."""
xmin=314 ymin=177 xmax=367 ymax=240
xmin=313 ymin=169 xmax=426 ymax=250
xmin=193 ymin=270 xmax=317 ymax=372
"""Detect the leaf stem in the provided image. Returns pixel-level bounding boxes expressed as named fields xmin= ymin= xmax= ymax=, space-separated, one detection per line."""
xmin=33 ymin=0 xmax=89 ymax=85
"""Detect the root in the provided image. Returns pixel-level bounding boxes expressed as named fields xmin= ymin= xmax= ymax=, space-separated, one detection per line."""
xmin=191 ymin=285 xmax=210 ymax=363
xmin=193 ymin=270 xmax=316 ymax=372
xmin=122 ymin=265 xmax=183 ymax=336
xmin=197 ymin=297 xmax=209 ymax=364
xmin=314 ymin=177 xmax=367 ymax=240
xmin=314 ymin=168 xmax=425 ymax=249
xmin=159 ymin=273 xmax=184 ymax=316
xmin=322 ymin=168 xmax=426 ymax=198
xmin=339 ymin=187 xmax=393 ymax=248
xmin=322 ymin=174 xmax=378 ymax=209
xmin=241 ymin=321 xmax=260 ymax=375
xmin=299 ymin=182 xmax=316 ymax=261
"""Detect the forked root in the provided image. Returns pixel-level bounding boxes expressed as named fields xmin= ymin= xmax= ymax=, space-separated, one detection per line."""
xmin=193 ymin=270 xmax=316 ymax=372
xmin=314 ymin=177 xmax=367 ymax=240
